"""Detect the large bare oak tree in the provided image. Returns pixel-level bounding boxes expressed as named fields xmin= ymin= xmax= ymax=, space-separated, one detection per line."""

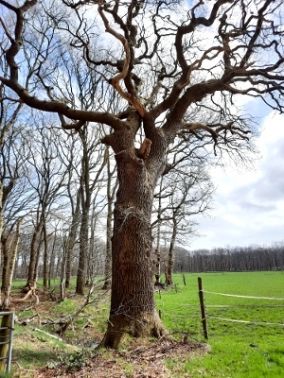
xmin=1 ymin=0 xmax=284 ymax=347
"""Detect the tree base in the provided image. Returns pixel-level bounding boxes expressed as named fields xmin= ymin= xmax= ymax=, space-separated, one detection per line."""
xmin=101 ymin=281 xmax=111 ymax=291
xmin=102 ymin=310 xmax=166 ymax=349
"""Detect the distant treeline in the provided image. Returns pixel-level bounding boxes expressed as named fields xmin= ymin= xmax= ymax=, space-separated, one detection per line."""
xmin=172 ymin=245 xmax=284 ymax=272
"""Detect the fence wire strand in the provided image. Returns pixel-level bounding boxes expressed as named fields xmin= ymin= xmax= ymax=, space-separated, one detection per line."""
xmin=202 ymin=290 xmax=284 ymax=301
xmin=209 ymin=316 xmax=284 ymax=327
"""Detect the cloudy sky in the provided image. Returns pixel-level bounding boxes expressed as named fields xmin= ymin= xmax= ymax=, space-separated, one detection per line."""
xmin=190 ymin=102 xmax=284 ymax=250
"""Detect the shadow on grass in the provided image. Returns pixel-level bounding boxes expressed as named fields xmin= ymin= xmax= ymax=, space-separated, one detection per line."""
xmin=13 ymin=348 xmax=59 ymax=367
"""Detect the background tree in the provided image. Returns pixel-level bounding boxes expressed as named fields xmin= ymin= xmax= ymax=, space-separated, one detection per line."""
xmin=102 ymin=146 xmax=117 ymax=290
xmin=1 ymin=0 xmax=284 ymax=348
xmin=152 ymin=135 xmax=214 ymax=286
xmin=24 ymin=126 xmax=66 ymax=290
xmin=164 ymin=171 xmax=212 ymax=285
xmin=176 ymin=244 xmax=284 ymax=273
xmin=57 ymin=133 xmax=82 ymax=289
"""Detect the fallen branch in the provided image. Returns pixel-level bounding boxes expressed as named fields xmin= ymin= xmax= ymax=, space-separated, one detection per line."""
xmin=57 ymin=285 xmax=109 ymax=336
xmin=11 ymin=287 xmax=39 ymax=304
xmin=34 ymin=328 xmax=64 ymax=342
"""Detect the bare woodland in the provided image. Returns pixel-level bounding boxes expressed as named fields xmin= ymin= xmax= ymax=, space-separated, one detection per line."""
xmin=0 ymin=0 xmax=284 ymax=350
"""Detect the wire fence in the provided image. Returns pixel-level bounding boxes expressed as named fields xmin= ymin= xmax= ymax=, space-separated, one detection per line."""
xmin=156 ymin=277 xmax=284 ymax=340
xmin=199 ymin=277 xmax=284 ymax=338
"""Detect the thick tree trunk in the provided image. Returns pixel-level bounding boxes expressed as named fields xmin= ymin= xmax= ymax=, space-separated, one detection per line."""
xmin=1 ymin=221 xmax=20 ymax=309
xmin=0 ymin=184 xmax=3 ymax=305
xmin=103 ymin=148 xmax=164 ymax=348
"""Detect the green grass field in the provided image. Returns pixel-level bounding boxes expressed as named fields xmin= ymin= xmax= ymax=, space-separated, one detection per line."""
xmin=156 ymin=271 xmax=284 ymax=377
xmin=10 ymin=271 xmax=284 ymax=377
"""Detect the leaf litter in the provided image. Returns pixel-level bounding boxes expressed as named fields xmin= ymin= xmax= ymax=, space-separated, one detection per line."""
xmin=36 ymin=338 xmax=209 ymax=378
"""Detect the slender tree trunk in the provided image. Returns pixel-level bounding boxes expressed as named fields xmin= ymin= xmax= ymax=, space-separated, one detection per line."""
xmin=59 ymin=238 xmax=67 ymax=302
xmin=102 ymin=203 xmax=112 ymax=290
xmin=87 ymin=204 xmax=97 ymax=286
xmin=76 ymin=207 xmax=89 ymax=295
xmin=65 ymin=191 xmax=80 ymax=288
xmin=48 ymin=231 xmax=57 ymax=288
xmin=32 ymin=235 xmax=43 ymax=287
xmin=14 ymin=254 xmax=19 ymax=279
xmin=165 ymin=220 xmax=177 ymax=286
xmin=26 ymin=218 xmax=43 ymax=290
xmin=154 ymin=248 xmax=161 ymax=287
xmin=154 ymin=178 xmax=163 ymax=287
xmin=42 ymin=223 xmax=48 ymax=289
xmin=102 ymin=147 xmax=115 ymax=290
xmin=76 ymin=132 xmax=91 ymax=295
xmin=85 ymin=205 xmax=96 ymax=287
xmin=55 ymin=246 xmax=62 ymax=278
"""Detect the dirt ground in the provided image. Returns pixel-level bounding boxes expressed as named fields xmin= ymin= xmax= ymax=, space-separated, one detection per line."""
xmin=36 ymin=339 xmax=209 ymax=378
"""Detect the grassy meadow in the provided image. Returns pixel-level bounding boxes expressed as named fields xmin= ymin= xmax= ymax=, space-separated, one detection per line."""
xmin=9 ymin=271 xmax=284 ymax=377
xmin=156 ymin=271 xmax=284 ymax=377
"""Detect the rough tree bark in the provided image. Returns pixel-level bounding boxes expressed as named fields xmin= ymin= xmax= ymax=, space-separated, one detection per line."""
xmin=1 ymin=220 xmax=21 ymax=309
xmin=102 ymin=114 xmax=166 ymax=348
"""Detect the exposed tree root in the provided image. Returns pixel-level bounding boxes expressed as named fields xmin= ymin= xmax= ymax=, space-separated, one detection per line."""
xmin=12 ymin=287 xmax=39 ymax=305
xmin=102 ymin=310 xmax=167 ymax=349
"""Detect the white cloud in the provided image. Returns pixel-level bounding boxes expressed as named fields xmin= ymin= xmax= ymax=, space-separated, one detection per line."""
xmin=190 ymin=111 xmax=284 ymax=250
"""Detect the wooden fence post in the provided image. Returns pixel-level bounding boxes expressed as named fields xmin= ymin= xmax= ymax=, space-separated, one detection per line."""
xmin=0 ymin=312 xmax=14 ymax=373
xmin=198 ymin=277 xmax=208 ymax=340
